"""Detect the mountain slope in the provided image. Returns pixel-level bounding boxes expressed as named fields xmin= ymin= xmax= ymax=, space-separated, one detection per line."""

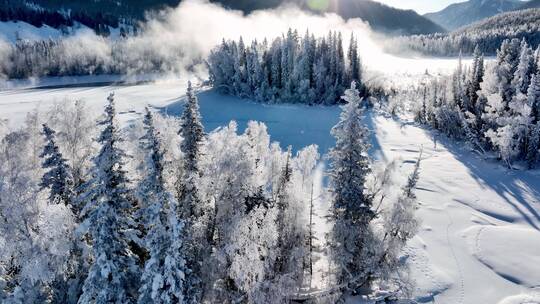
xmin=519 ymin=0 xmax=540 ymax=9
xmin=314 ymin=0 xmax=445 ymax=35
xmin=389 ymin=8 xmax=540 ymax=56
xmin=425 ymin=0 xmax=523 ymax=31
xmin=3 ymin=0 xmax=445 ymax=36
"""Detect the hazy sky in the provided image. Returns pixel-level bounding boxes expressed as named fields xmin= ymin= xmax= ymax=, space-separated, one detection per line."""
xmin=375 ymin=0 xmax=468 ymax=14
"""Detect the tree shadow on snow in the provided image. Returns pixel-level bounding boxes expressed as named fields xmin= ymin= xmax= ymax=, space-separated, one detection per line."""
xmin=420 ymin=128 xmax=540 ymax=231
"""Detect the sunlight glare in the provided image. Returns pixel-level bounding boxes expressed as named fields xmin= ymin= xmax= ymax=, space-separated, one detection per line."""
xmin=307 ymin=0 xmax=330 ymax=11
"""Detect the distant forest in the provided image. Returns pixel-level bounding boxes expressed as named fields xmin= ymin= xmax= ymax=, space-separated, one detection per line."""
xmin=0 ymin=0 xmax=126 ymax=36
xmin=388 ymin=9 xmax=540 ymax=56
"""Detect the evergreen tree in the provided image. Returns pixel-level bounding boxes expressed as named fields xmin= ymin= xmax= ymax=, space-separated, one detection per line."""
xmin=527 ymin=123 xmax=540 ymax=169
xmin=468 ymin=45 xmax=484 ymax=115
xmin=348 ymin=33 xmax=361 ymax=85
xmin=274 ymin=148 xmax=293 ymax=276
xmin=78 ymin=93 xmax=139 ymax=304
xmin=496 ymin=39 xmax=521 ymax=106
xmin=528 ymin=71 xmax=540 ymax=123
xmin=39 ymin=124 xmax=83 ymax=304
xmin=180 ymin=82 xmax=205 ymax=176
xmin=39 ymin=123 xmax=73 ymax=207
xmin=513 ymin=40 xmax=535 ymax=95
xmin=138 ymin=108 xmax=189 ymax=304
xmin=328 ymin=81 xmax=374 ymax=291
xmin=177 ymin=82 xmax=206 ymax=303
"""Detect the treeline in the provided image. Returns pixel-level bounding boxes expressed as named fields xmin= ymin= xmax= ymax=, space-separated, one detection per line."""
xmin=0 ymin=36 xmax=188 ymax=79
xmin=387 ymin=9 xmax=540 ymax=56
xmin=0 ymin=0 xmax=125 ymax=36
xmin=0 ymin=82 xmax=421 ymax=303
xmin=208 ymin=29 xmax=364 ymax=105
xmin=413 ymin=39 xmax=540 ymax=168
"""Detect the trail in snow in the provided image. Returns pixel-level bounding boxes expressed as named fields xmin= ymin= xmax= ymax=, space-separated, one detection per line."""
xmin=444 ymin=210 xmax=465 ymax=304
xmin=308 ymin=163 xmax=332 ymax=291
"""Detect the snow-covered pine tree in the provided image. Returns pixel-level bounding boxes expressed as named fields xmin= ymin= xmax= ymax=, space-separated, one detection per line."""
xmin=39 ymin=123 xmax=82 ymax=304
xmin=528 ymin=71 xmax=540 ymax=123
xmin=40 ymin=123 xmax=73 ymax=207
xmin=180 ymin=81 xmax=205 ymax=179
xmin=467 ymin=45 xmax=484 ymax=116
xmin=496 ymin=39 xmax=521 ymax=107
xmin=347 ymin=33 xmax=361 ymax=87
xmin=328 ymin=81 xmax=374 ymax=292
xmin=527 ymin=123 xmax=540 ymax=169
xmin=526 ymin=72 xmax=540 ymax=168
xmin=452 ymin=51 xmax=469 ymax=111
xmin=274 ymin=147 xmax=301 ymax=281
xmin=512 ymin=39 xmax=535 ymax=95
xmin=177 ymin=82 xmax=206 ymax=303
xmin=78 ymin=93 xmax=139 ymax=304
xmin=137 ymin=108 xmax=189 ymax=304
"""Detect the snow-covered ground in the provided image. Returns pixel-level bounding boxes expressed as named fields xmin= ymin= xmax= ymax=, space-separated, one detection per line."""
xmin=1 ymin=78 xmax=540 ymax=303
xmin=0 ymin=20 xmax=123 ymax=43
xmin=0 ymin=21 xmax=66 ymax=42
xmin=369 ymin=115 xmax=540 ymax=304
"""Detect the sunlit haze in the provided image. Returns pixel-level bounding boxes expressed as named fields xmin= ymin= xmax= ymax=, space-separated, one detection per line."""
xmin=374 ymin=0 xmax=468 ymax=14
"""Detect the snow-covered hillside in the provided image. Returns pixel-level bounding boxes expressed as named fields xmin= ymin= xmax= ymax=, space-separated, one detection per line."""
xmin=1 ymin=79 xmax=539 ymax=303
xmin=0 ymin=21 xmax=65 ymax=42
xmin=0 ymin=20 xmax=122 ymax=43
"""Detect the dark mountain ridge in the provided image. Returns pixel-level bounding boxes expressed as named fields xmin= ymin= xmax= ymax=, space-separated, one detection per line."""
xmin=2 ymin=0 xmax=445 ymax=36
xmin=425 ymin=0 xmax=540 ymax=31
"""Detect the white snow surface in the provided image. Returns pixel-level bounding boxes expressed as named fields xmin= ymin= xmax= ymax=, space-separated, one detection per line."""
xmin=0 ymin=20 xmax=122 ymax=43
xmin=1 ymin=78 xmax=540 ymax=303
xmin=0 ymin=21 xmax=65 ymax=42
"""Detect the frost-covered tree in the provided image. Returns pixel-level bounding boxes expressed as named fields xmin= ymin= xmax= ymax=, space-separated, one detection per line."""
xmin=528 ymin=71 xmax=540 ymax=123
xmin=527 ymin=123 xmax=540 ymax=169
xmin=180 ymin=82 xmax=205 ymax=176
xmin=78 ymin=93 xmax=139 ymax=304
xmin=47 ymin=100 xmax=97 ymax=192
xmin=380 ymin=153 xmax=421 ymax=290
xmin=467 ymin=45 xmax=484 ymax=117
xmin=496 ymin=39 xmax=522 ymax=106
xmin=137 ymin=108 xmax=189 ymax=304
xmin=375 ymin=151 xmax=422 ymax=297
xmin=209 ymin=29 xmax=365 ymax=105
xmin=512 ymin=40 xmax=535 ymax=95
xmin=347 ymin=33 xmax=362 ymax=85
xmin=526 ymin=72 xmax=540 ymax=167
xmin=412 ymin=39 xmax=540 ymax=168
xmin=273 ymin=147 xmax=307 ymax=290
xmin=328 ymin=81 xmax=374 ymax=291
xmin=39 ymin=123 xmax=83 ymax=303
xmin=39 ymin=124 xmax=73 ymax=207
xmin=177 ymin=82 xmax=207 ymax=303
xmin=1 ymin=126 xmax=75 ymax=303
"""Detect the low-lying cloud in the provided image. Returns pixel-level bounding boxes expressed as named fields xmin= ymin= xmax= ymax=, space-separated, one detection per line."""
xmin=0 ymin=0 xmax=462 ymax=81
